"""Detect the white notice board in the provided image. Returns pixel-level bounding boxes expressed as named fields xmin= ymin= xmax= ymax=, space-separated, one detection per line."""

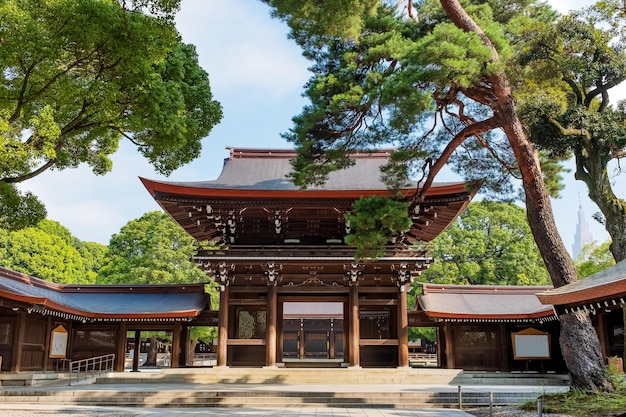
xmin=511 ymin=328 xmax=551 ymax=360
xmin=49 ymin=325 xmax=68 ymax=359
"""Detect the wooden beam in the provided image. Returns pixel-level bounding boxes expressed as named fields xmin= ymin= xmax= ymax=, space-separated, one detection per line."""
xmin=359 ymin=339 xmax=400 ymax=346
xmin=359 ymin=299 xmax=398 ymax=306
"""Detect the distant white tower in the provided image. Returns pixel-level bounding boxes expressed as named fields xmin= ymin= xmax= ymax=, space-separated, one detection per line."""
xmin=572 ymin=197 xmax=593 ymax=260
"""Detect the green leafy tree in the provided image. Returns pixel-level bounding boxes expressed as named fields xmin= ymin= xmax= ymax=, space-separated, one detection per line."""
xmin=515 ymin=1 xmax=626 ymax=263
xmin=345 ymin=196 xmax=412 ymax=260
xmin=575 ymin=241 xmax=615 ymax=279
xmin=0 ymin=219 xmax=105 ymax=283
xmin=515 ymin=2 xmax=626 ymax=373
xmin=97 ymin=211 xmax=208 ymax=285
xmin=421 ymin=201 xmax=550 ymax=286
xmin=262 ymin=0 xmax=611 ymax=390
xmin=0 ymin=183 xmax=46 ymax=231
xmin=0 ymin=0 xmax=222 ymax=229
xmin=98 ymin=211 xmax=219 ymax=356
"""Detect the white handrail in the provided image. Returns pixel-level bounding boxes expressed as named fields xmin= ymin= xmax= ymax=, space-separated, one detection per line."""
xmin=68 ymin=353 xmax=115 ymax=386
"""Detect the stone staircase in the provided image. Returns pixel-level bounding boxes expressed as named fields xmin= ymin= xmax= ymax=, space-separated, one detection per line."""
xmin=96 ymin=367 xmax=468 ymax=385
xmin=0 ymin=368 xmax=569 ymax=409
xmin=0 ymin=388 xmax=544 ymax=408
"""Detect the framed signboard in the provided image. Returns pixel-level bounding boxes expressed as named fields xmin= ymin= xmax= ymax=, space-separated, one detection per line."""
xmin=511 ymin=327 xmax=551 ymax=360
xmin=49 ymin=325 xmax=69 ymax=359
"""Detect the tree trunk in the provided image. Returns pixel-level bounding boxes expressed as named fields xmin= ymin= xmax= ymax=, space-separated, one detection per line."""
xmin=575 ymin=146 xmax=626 ymax=262
xmin=575 ymin=131 xmax=626 ymax=376
xmin=440 ymin=0 xmax=612 ymax=391
xmin=144 ymin=335 xmax=158 ymax=367
xmin=187 ymin=339 xmax=198 ymax=366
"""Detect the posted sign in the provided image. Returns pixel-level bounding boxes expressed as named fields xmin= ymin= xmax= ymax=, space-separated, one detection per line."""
xmin=511 ymin=327 xmax=551 ymax=360
xmin=49 ymin=325 xmax=68 ymax=359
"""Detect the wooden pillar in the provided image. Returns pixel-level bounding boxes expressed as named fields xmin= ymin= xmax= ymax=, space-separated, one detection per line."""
xmin=597 ymin=312 xmax=609 ymax=360
xmin=444 ymin=322 xmax=455 ymax=369
xmin=171 ymin=322 xmax=181 ymax=369
xmin=266 ymin=284 xmax=277 ymax=366
xmin=11 ymin=312 xmax=25 ymax=372
xmin=115 ymin=321 xmax=127 ymax=371
xmin=498 ymin=323 xmax=510 ymax=372
xmin=277 ymin=302 xmax=284 ymax=363
xmin=217 ymin=285 xmax=229 ymax=366
xmin=349 ymin=284 xmax=360 ymax=367
xmin=436 ymin=325 xmax=444 ymax=367
xmin=298 ymin=320 xmax=305 ymax=359
xmin=329 ymin=319 xmax=336 ymax=360
xmin=132 ymin=330 xmax=141 ymax=372
xmin=180 ymin=325 xmax=190 ymax=367
xmin=43 ymin=317 xmax=52 ymax=372
xmin=398 ymin=286 xmax=409 ymax=367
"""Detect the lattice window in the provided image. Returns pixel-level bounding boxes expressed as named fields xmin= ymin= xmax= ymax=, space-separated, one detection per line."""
xmin=237 ymin=310 xmax=267 ymax=339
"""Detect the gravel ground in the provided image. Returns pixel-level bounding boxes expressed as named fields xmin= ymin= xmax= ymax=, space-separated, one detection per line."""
xmin=0 ymin=408 xmax=572 ymax=417
xmin=0 ymin=412 xmax=138 ymax=417
xmin=465 ymin=406 xmax=574 ymax=417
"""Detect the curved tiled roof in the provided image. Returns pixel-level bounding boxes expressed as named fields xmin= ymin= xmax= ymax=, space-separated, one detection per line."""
xmin=417 ymin=283 xmax=556 ymax=322
xmin=141 ymin=148 xmax=477 ymax=244
xmin=142 ymin=147 xmax=471 ymax=196
xmin=168 ymin=148 xmax=399 ymax=191
xmin=0 ymin=267 xmax=208 ymax=320
xmin=536 ymin=260 xmax=626 ymax=313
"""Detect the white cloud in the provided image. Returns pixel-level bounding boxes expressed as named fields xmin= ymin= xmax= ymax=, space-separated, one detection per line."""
xmin=549 ymin=0 xmax=593 ymax=13
xmin=176 ymin=0 xmax=310 ymax=99
xmin=13 ymin=0 xmax=625 ymax=252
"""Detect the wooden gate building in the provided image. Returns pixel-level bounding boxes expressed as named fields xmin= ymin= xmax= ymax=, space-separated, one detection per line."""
xmin=142 ymin=148 xmax=477 ymax=367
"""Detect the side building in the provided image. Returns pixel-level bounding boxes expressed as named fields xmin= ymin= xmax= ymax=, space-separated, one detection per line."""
xmin=0 ymin=266 xmax=208 ymax=372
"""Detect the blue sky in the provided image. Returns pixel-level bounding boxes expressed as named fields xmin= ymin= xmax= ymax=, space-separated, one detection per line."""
xmin=20 ymin=0 xmax=624 ymax=256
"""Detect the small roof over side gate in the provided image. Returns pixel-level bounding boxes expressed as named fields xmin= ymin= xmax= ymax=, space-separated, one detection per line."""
xmin=0 ymin=266 xmax=209 ymax=322
xmin=536 ymin=259 xmax=626 ymax=315
xmin=417 ymin=283 xmax=557 ymax=323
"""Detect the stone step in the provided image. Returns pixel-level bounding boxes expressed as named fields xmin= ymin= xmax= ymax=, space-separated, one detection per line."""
xmin=0 ymin=390 xmax=540 ymax=408
xmin=0 ymin=372 xmax=68 ymax=387
xmin=96 ymin=368 xmax=468 ymax=386
xmin=463 ymin=372 xmax=569 ymax=386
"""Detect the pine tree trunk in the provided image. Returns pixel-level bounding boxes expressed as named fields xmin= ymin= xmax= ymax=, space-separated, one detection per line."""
xmin=440 ymin=0 xmax=612 ymax=391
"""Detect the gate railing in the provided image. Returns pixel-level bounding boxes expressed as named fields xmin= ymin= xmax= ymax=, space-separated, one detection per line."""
xmin=68 ymin=353 xmax=115 ymax=386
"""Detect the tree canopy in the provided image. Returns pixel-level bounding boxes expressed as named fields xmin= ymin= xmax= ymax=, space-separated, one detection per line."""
xmin=575 ymin=240 xmax=615 ymax=278
xmin=515 ymin=1 xmax=626 ymax=263
xmin=0 ymin=0 xmax=222 ymax=229
xmin=97 ymin=211 xmax=208 ymax=285
xmin=344 ymin=196 xmax=412 ymax=260
xmin=0 ymin=219 xmax=106 ymax=284
xmin=421 ymin=201 xmax=550 ymax=286
xmin=262 ymin=0 xmax=612 ymax=391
